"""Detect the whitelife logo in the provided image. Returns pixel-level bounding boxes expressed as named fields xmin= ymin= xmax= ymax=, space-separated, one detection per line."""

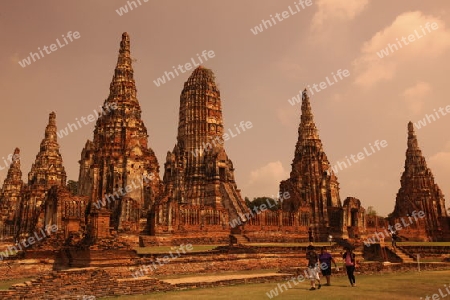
xmin=363 ymin=210 xmax=425 ymax=247
xmin=287 ymin=69 xmax=350 ymax=106
xmin=0 ymin=224 xmax=58 ymax=260
xmin=376 ymin=22 xmax=439 ymax=58
xmin=56 ymin=103 xmax=117 ymax=139
xmin=115 ymin=0 xmax=149 ymax=16
xmin=18 ymin=31 xmax=81 ymax=68
xmin=191 ymin=121 xmax=253 ymax=157
xmin=153 ymin=50 xmax=216 ymax=87
xmin=229 ymin=193 xmax=290 ymax=228
xmin=414 ymin=105 xmax=450 ymax=130
xmin=250 ymin=0 xmax=313 ymax=35
xmin=131 ymin=244 xmax=193 ymax=278
xmin=329 ymin=140 xmax=388 ymax=174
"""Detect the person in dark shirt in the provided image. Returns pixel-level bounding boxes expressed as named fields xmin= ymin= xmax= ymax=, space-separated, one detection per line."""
xmin=391 ymin=231 xmax=398 ymax=250
xmin=308 ymin=227 xmax=313 ymax=243
xmin=319 ymin=246 xmax=338 ymax=286
xmin=306 ymin=245 xmax=321 ymax=290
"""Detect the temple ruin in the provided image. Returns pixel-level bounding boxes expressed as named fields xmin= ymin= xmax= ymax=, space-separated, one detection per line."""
xmin=78 ymin=32 xmax=162 ymax=233
xmin=278 ymin=89 xmax=348 ymax=240
xmin=0 ymin=32 xmax=447 ymax=255
xmin=147 ymin=66 xmax=249 ymax=243
xmin=390 ymin=122 xmax=450 ymax=241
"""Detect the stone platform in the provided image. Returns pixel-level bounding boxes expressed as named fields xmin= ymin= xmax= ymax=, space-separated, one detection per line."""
xmin=0 ymin=244 xmax=450 ymax=299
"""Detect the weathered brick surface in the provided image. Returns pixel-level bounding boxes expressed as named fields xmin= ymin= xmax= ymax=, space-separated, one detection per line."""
xmin=140 ymin=233 xmax=230 ymax=246
xmin=1 ymin=246 xmax=450 ymax=299
xmin=391 ymin=122 xmax=450 ymax=241
xmin=0 ymin=268 xmax=171 ymax=299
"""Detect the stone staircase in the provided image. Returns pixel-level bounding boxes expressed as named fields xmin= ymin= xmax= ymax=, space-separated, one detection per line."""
xmin=220 ymin=183 xmax=249 ymax=222
xmin=231 ymin=234 xmax=249 ymax=245
xmin=385 ymin=245 xmax=415 ymax=263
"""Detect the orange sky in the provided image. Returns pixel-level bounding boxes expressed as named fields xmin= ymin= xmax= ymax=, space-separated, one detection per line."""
xmin=1 ymin=0 xmax=450 ymax=216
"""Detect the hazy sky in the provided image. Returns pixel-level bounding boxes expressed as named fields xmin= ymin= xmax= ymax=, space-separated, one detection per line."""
xmin=1 ymin=1 xmax=450 ymax=216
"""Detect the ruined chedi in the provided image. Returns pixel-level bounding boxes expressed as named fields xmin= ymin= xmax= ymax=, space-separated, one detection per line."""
xmin=151 ymin=66 xmax=249 ymax=235
xmin=78 ymin=32 xmax=161 ymax=232
xmin=391 ymin=122 xmax=449 ymax=240
xmin=279 ymin=90 xmax=343 ymax=239
xmin=16 ymin=112 xmax=67 ymax=239
xmin=0 ymin=148 xmax=23 ymax=237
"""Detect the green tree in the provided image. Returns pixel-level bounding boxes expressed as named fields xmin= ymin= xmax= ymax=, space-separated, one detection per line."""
xmin=67 ymin=180 xmax=78 ymax=195
xmin=367 ymin=206 xmax=377 ymax=216
xmin=246 ymin=197 xmax=279 ymax=212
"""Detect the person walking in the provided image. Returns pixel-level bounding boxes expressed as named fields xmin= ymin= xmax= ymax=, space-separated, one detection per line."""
xmin=306 ymin=245 xmax=322 ymax=290
xmin=308 ymin=227 xmax=313 ymax=243
xmin=391 ymin=231 xmax=398 ymax=250
xmin=342 ymin=247 xmax=356 ymax=287
xmin=319 ymin=246 xmax=338 ymax=286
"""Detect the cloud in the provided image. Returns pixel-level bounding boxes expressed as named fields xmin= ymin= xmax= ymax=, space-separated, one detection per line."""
xmin=401 ymin=81 xmax=432 ymax=115
xmin=244 ymin=161 xmax=289 ymax=197
xmin=312 ymin=0 xmax=369 ymax=30
xmin=353 ymin=11 xmax=450 ymax=88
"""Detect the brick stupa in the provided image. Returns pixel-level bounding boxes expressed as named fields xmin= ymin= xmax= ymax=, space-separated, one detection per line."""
xmin=279 ymin=89 xmax=344 ymax=239
xmin=149 ymin=66 xmax=249 ymax=238
xmin=78 ymin=32 xmax=161 ymax=232
xmin=391 ymin=122 xmax=449 ymax=240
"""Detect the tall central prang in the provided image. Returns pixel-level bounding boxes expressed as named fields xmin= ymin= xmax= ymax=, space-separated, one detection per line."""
xmin=78 ymin=32 xmax=161 ymax=232
xmin=150 ymin=66 xmax=248 ymax=236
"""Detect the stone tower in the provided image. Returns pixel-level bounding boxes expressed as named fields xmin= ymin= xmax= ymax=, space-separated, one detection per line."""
xmin=392 ymin=122 xmax=448 ymax=240
xmin=78 ymin=32 xmax=161 ymax=232
xmin=28 ymin=112 xmax=67 ymax=188
xmin=0 ymin=148 xmax=23 ymax=237
xmin=279 ymin=89 xmax=343 ymax=238
xmin=152 ymin=66 xmax=248 ymax=234
xmin=16 ymin=112 xmax=67 ymax=238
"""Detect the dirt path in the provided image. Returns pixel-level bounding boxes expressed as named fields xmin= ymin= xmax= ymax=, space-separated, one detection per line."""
xmin=162 ymin=272 xmax=290 ymax=284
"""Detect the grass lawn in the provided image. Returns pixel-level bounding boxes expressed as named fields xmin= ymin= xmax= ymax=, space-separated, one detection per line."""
xmin=135 ymin=243 xmax=338 ymax=254
xmin=246 ymin=242 xmax=333 ymax=247
xmin=157 ymin=268 xmax=279 ymax=280
xmin=398 ymin=242 xmax=450 ymax=246
xmin=0 ymin=278 xmax=34 ymax=290
xmin=134 ymin=245 xmax=224 ymax=254
xmin=103 ymin=270 xmax=450 ymax=300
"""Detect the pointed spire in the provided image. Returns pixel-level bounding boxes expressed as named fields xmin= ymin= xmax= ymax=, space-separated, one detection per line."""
xmin=107 ymin=32 xmax=137 ymax=105
xmin=280 ymin=88 xmax=342 ymax=227
xmin=0 ymin=147 xmax=23 ymax=237
xmin=29 ymin=112 xmax=66 ymax=187
xmin=405 ymin=121 xmax=426 ymax=173
xmin=407 ymin=121 xmax=420 ymax=153
xmin=2 ymin=147 xmax=22 ymax=188
xmin=297 ymin=89 xmax=320 ymax=144
xmin=392 ymin=122 xmax=448 ymax=230
xmin=44 ymin=112 xmax=57 ymax=142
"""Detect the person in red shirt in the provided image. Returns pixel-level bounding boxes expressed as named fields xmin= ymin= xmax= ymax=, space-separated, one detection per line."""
xmin=342 ymin=247 xmax=357 ymax=287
